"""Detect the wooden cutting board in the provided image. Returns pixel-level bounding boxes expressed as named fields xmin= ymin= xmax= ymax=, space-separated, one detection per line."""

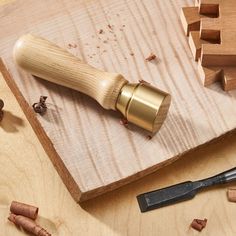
xmin=1 ymin=0 xmax=236 ymax=202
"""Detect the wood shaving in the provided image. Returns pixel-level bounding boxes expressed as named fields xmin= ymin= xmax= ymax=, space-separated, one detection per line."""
xmin=68 ymin=43 xmax=77 ymax=49
xmin=0 ymin=99 xmax=4 ymax=110
xmin=0 ymin=111 xmax=3 ymax=122
xmin=0 ymin=99 xmax=4 ymax=121
xmin=8 ymin=213 xmax=51 ymax=236
xmin=190 ymin=218 xmax=207 ymax=232
xmin=120 ymin=118 xmax=128 ymax=127
xmin=10 ymin=201 xmax=38 ymax=220
xmin=32 ymin=96 xmax=47 ymax=115
xmin=138 ymin=79 xmax=150 ymax=84
xmin=227 ymin=188 xmax=236 ymax=202
xmin=145 ymin=53 xmax=157 ymax=61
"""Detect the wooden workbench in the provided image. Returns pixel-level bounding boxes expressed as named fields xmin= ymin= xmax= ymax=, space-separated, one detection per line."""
xmin=1 ymin=66 xmax=236 ymax=236
xmin=1 ymin=0 xmax=236 ymax=235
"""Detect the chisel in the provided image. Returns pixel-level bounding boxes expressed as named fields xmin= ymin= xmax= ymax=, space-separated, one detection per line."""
xmin=137 ymin=167 xmax=236 ymax=212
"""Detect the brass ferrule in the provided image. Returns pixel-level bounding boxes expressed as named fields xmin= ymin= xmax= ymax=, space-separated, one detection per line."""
xmin=116 ymin=83 xmax=171 ymax=133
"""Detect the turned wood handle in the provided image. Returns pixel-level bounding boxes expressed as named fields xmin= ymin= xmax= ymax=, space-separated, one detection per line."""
xmin=13 ymin=34 xmax=128 ymax=110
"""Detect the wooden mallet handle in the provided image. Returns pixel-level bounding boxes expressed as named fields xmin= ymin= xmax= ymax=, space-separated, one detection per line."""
xmin=13 ymin=34 xmax=127 ymax=110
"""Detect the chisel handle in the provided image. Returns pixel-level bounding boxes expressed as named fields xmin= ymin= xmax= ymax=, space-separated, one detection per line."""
xmin=200 ymin=167 xmax=236 ymax=186
xmin=13 ymin=34 xmax=128 ymax=110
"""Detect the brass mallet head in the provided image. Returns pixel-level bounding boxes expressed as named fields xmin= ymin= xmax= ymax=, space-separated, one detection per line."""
xmin=13 ymin=34 xmax=171 ymax=134
xmin=116 ymin=82 xmax=171 ymax=133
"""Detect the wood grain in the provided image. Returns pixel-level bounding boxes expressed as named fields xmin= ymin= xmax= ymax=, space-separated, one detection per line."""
xmin=181 ymin=0 xmax=236 ymax=90
xmin=1 ymin=0 xmax=236 ymax=201
xmin=1 ymin=66 xmax=236 ymax=236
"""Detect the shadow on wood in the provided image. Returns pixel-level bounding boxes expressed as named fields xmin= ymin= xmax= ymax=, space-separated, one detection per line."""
xmin=0 ymin=110 xmax=24 ymax=133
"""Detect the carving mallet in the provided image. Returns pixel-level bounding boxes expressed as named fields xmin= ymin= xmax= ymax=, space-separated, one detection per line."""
xmin=13 ymin=34 xmax=171 ymax=133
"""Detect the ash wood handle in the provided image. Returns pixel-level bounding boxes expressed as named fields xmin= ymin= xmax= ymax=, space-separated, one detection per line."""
xmin=13 ymin=34 xmax=128 ymax=110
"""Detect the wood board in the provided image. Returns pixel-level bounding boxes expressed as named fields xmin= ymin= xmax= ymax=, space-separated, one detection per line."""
xmin=2 ymin=62 xmax=236 ymax=236
xmin=181 ymin=0 xmax=236 ymax=91
xmin=0 ymin=0 xmax=236 ymax=202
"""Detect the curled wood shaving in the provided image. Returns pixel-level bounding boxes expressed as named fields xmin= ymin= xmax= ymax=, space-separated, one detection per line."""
xmin=10 ymin=201 xmax=38 ymax=220
xmin=32 ymin=96 xmax=48 ymax=115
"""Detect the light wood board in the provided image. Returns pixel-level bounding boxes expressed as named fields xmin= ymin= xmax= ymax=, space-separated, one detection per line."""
xmin=1 ymin=67 xmax=236 ymax=236
xmin=1 ymin=0 xmax=236 ymax=201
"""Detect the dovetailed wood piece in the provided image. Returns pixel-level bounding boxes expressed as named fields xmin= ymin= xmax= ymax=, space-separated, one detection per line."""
xmin=181 ymin=0 xmax=236 ymax=90
xmin=180 ymin=7 xmax=201 ymax=36
xmin=1 ymin=0 xmax=236 ymax=202
xmin=189 ymin=31 xmax=211 ymax=61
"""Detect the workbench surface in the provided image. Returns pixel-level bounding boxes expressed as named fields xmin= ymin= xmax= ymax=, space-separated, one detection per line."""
xmin=1 ymin=0 xmax=236 ymax=235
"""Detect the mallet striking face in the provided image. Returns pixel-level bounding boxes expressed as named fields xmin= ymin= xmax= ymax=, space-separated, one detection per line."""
xmin=13 ymin=34 xmax=171 ymax=133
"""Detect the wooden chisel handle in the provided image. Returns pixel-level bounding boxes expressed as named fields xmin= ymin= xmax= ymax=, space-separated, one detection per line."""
xmin=13 ymin=34 xmax=128 ymax=110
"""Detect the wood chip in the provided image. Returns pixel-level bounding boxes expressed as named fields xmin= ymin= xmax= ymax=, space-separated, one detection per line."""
xmin=190 ymin=218 xmax=207 ymax=232
xmin=98 ymin=29 xmax=104 ymax=34
xmin=145 ymin=53 xmax=157 ymax=61
xmin=227 ymin=188 xmax=236 ymax=202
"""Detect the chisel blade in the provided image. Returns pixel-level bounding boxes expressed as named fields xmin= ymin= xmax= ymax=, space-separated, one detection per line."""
xmin=137 ymin=181 xmax=203 ymax=212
